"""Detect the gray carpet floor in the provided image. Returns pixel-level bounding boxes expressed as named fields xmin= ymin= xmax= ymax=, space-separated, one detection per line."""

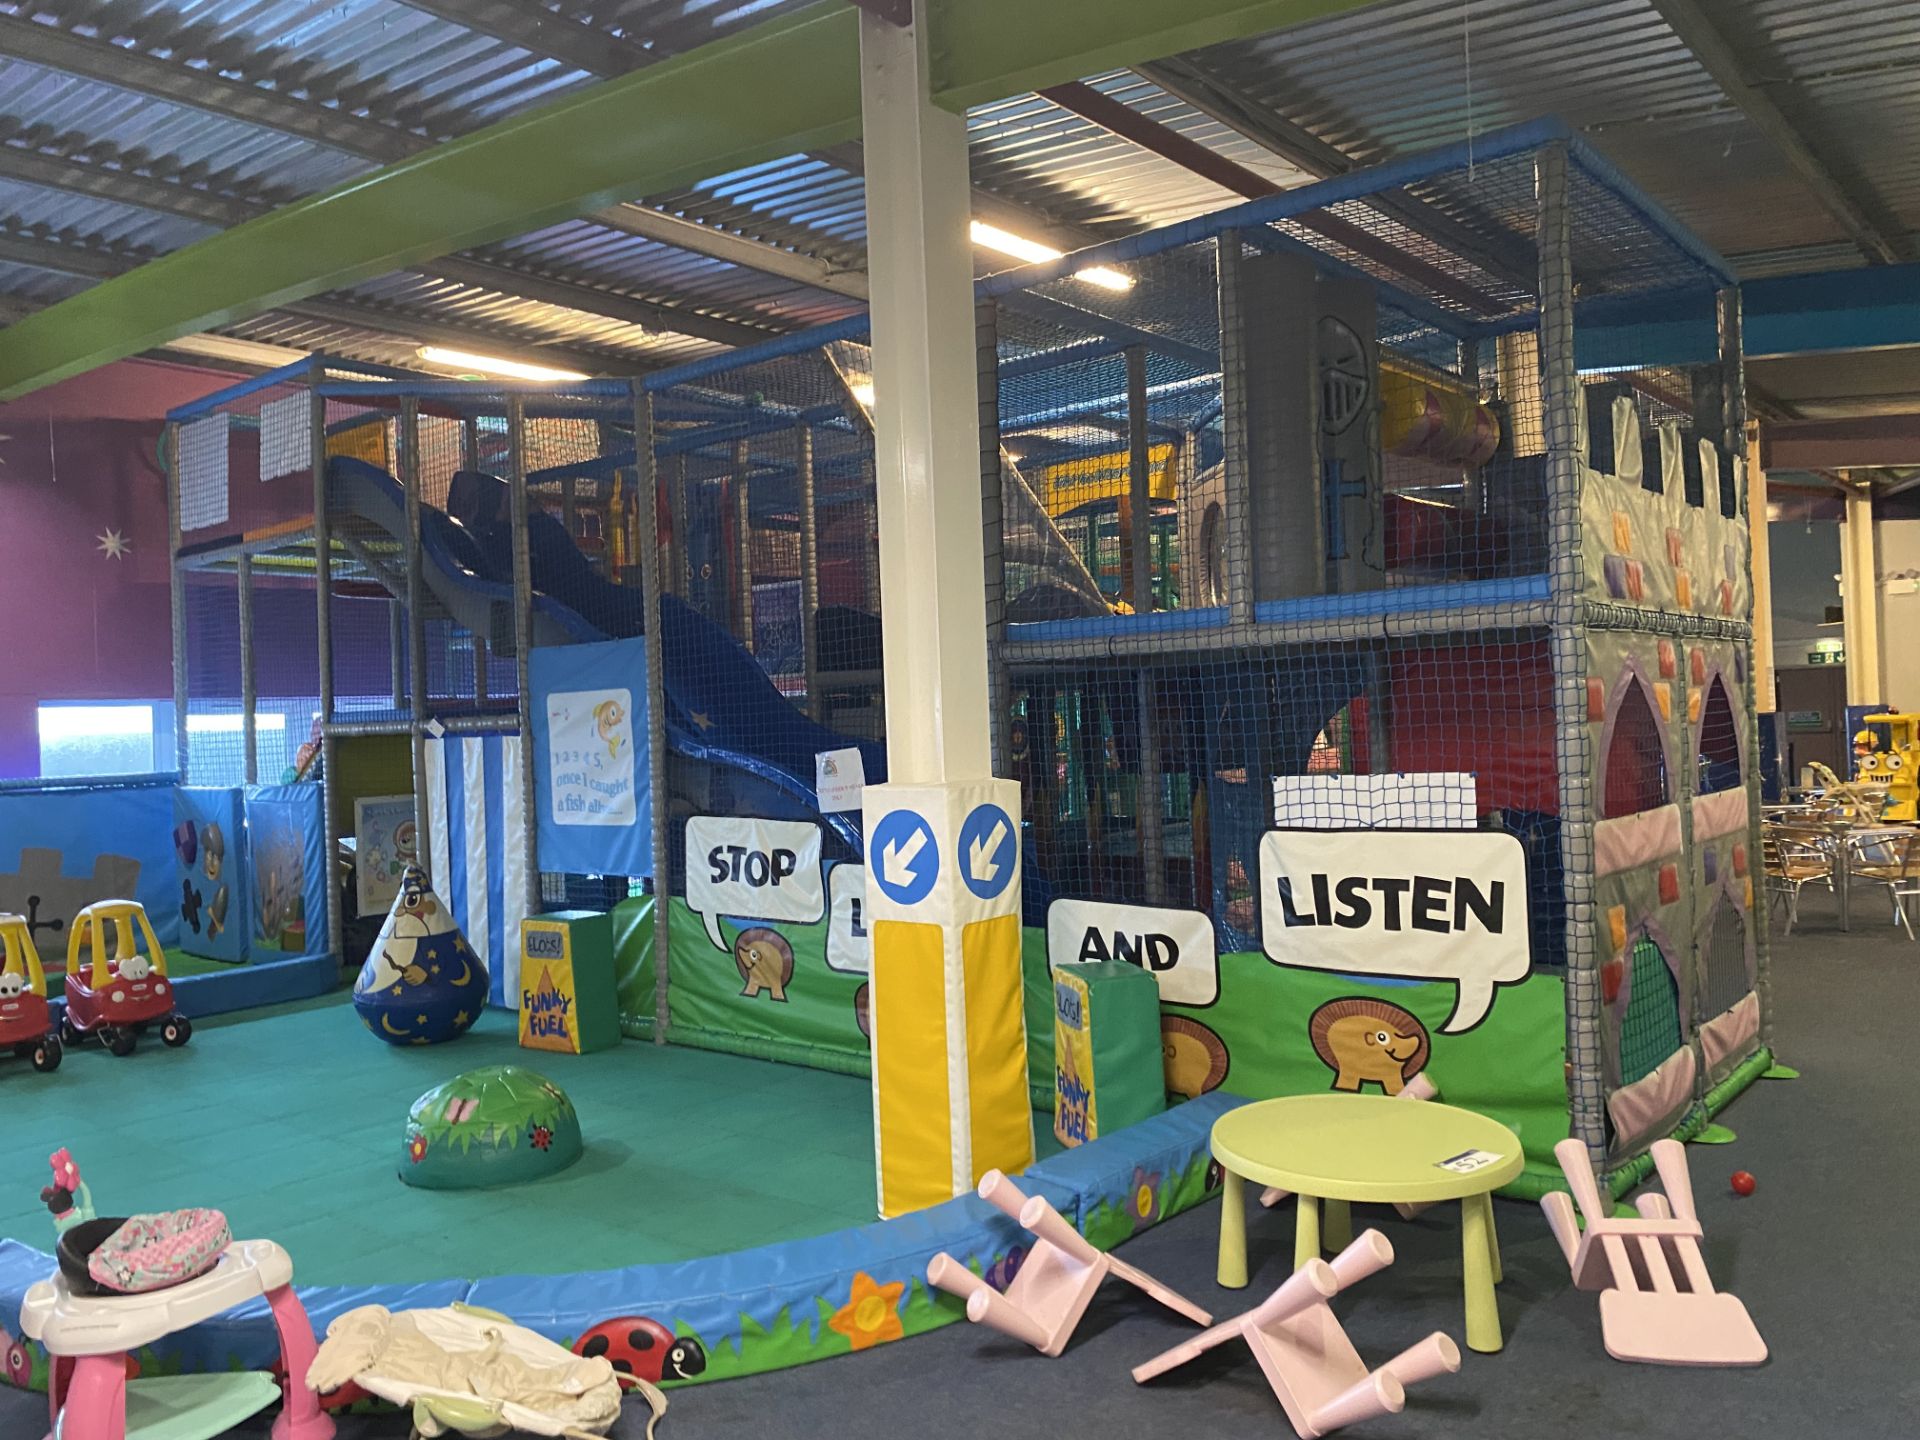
xmin=5 ymin=885 xmax=1914 ymax=1438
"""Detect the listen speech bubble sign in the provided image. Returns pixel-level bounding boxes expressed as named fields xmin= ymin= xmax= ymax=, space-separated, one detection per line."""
xmin=1258 ymin=829 xmax=1530 ymax=1033
xmin=685 ymin=815 xmax=824 ymax=952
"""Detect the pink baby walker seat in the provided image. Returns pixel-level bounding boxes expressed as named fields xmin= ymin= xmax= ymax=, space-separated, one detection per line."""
xmin=23 ymin=1149 xmax=333 ymax=1440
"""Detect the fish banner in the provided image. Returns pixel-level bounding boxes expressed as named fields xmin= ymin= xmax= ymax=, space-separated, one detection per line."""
xmin=528 ymin=637 xmax=653 ymax=881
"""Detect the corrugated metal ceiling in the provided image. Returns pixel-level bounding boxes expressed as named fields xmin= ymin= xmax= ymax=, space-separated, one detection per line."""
xmin=0 ymin=0 xmax=1911 ymax=377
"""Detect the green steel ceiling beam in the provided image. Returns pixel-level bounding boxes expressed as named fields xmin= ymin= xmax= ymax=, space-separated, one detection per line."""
xmin=0 ymin=0 xmax=1384 ymax=399
xmin=927 ymin=0 xmax=1387 ymax=111
xmin=0 ymin=2 xmax=863 ymax=399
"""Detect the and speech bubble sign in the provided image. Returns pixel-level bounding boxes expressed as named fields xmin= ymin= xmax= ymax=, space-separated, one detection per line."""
xmin=685 ymin=815 xmax=824 ymax=952
xmin=1258 ymin=828 xmax=1530 ymax=1033
xmin=1046 ymin=898 xmax=1219 ymax=1007
xmin=827 ymin=863 xmax=870 ymax=975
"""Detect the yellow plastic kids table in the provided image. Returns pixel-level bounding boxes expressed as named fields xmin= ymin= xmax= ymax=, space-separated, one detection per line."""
xmin=1211 ymin=1094 xmax=1525 ymax=1353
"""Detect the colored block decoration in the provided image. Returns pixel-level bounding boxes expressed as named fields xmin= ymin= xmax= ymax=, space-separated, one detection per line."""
xmin=1702 ymin=850 xmax=1719 ymax=886
xmin=1612 ymin=511 xmax=1632 ymax=553
xmin=172 ymin=787 xmax=249 ymax=963
xmin=1720 ymin=580 xmax=1734 ymax=615
xmin=1619 ymin=937 xmax=1682 ymax=1087
xmin=1625 ymin=560 xmax=1645 ymax=602
xmin=1653 ymin=682 xmax=1673 ymax=721
xmin=519 ymin=911 xmax=622 ymax=1055
xmin=1606 ymin=904 xmax=1628 ymax=954
xmin=1687 ymin=689 xmax=1702 ymax=724
xmin=1676 ymin=572 xmax=1692 ymax=609
xmin=1052 ymin=962 xmax=1165 ymax=1148
xmin=1658 ymin=862 xmax=1680 ymax=905
xmin=1690 ymin=648 xmax=1707 ymax=686
xmin=1657 ymin=638 xmax=1676 ymax=679
xmin=1732 ymin=843 xmax=1747 ymax=878
xmin=1666 ymin=528 xmax=1684 ymax=566
xmin=1602 ymin=553 xmax=1628 ymax=599
xmin=1587 ymin=676 xmax=1607 ymax=722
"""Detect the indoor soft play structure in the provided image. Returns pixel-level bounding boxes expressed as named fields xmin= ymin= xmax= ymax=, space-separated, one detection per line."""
xmin=22 ymin=116 xmax=1765 ymax=1393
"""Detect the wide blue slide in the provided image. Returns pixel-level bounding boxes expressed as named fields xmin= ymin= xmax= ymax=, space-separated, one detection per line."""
xmin=327 ymin=456 xmax=884 ymax=849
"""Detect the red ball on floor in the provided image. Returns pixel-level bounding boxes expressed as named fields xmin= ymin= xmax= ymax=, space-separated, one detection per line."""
xmin=1730 ymin=1170 xmax=1757 ymax=1196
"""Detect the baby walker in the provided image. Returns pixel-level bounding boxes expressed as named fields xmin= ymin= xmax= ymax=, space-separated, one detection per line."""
xmin=0 ymin=913 xmax=61 ymax=1072
xmin=61 ymin=900 xmax=191 ymax=1057
xmin=22 ymin=1151 xmax=333 ymax=1440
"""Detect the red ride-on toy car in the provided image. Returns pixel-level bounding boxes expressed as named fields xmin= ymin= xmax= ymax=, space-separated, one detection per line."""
xmin=0 ymin=913 xmax=60 ymax=1072
xmin=62 ymin=901 xmax=190 ymax=1058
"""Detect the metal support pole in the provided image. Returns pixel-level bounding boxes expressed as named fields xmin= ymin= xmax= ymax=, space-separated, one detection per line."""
xmin=165 ymin=424 xmax=188 ymax=780
xmin=388 ymin=602 xmax=406 ymax=711
xmin=797 ymin=422 xmax=822 ymax=722
xmin=635 ymin=389 xmax=672 ymax=1045
xmin=1125 ymin=345 xmax=1153 ymax=614
xmin=238 ymin=554 xmax=257 ymax=784
xmin=1842 ymin=485 xmax=1882 ymax=705
xmin=507 ymin=395 xmax=540 ymax=914
xmin=1215 ymin=232 xmax=1257 ymax=628
xmin=732 ymin=437 xmax=754 ymax=650
xmin=312 ymin=364 xmax=342 ymax=962
xmin=978 ymin=299 xmax=1012 ymax=776
xmin=401 ymin=397 xmax=431 ymax=882
xmin=1538 ymin=143 xmax=1604 ymax=1176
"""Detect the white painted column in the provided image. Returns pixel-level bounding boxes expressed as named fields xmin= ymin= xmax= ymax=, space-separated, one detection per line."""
xmin=858 ymin=7 xmax=1031 ymax=1218
xmin=1746 ymin=423 xmax=1774 ymax=712
xmin=1841 ymin=483 xmax=1883 ymax=706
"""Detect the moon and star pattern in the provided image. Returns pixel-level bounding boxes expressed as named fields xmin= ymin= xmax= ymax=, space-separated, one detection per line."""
xmin=353 ymin=865 xmax=489 ymax=1046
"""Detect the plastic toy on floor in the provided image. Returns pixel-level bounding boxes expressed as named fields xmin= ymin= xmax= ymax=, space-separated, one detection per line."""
xmin=0 ymin=912 xmax=61 ymax=1072
xmin=21 ymin=1151 xmax=333 ymax=1440
xmin=1541 ymin=1137 xmax=1767 ymax=1366
xmin=61 ymin=899 xmax=191 ymax=1057
xmin=926 ymin=1169 xmax=1210 ymax=1357
xmin=307 ymin=1302 xmax=663 ymax=1439
xmin=1260 ymin=1073 xmax=1439 ymax=1217
xmin=1132 ymin=1230 xmax=1460 ymax=1439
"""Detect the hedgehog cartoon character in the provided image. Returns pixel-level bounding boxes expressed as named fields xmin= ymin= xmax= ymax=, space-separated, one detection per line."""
xmin=1308 ymin=997 xmax=1430 ymax=1095
xmin=733 ymin=927 xmax=793 ymax=1003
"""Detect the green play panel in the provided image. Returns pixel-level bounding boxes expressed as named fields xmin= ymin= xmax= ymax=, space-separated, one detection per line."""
xmin=45 ymin=949 xmax=233 ymax=1000
xmin=0 ymin=991 xmax=901 ymax=1287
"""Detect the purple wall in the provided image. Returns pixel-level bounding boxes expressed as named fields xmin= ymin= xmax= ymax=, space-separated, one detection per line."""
xmin=0 ymin=359 xmax=242 ymax=777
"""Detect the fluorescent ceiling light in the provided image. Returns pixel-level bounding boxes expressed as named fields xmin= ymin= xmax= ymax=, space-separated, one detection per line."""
xmin=969 ymin=221 xmax=1133 ymax=291
xmin=417 ymin=346 xmax=590 ymax=383
xmin=164 ymin=334 xmax=309 ymax=368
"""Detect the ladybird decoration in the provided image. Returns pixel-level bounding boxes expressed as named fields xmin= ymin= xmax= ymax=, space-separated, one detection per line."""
xmin=573 ymin=1317 xmax=708 ymax=1383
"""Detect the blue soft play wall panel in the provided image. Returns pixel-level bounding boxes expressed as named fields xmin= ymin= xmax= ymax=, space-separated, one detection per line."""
xmin=0 ymin=780 xmax=180 ymax=950
xmin=172 ymin=787 xmax=251 ymax=963
xmin=528 ymin=636 xmax=653 ymax=880
xmin=245 ymin=783 xmax=328 ymax=958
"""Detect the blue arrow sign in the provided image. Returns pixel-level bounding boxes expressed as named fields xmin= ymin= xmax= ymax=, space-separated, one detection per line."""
xmin=958 ymin=802 xmax=1017 ymax=901
xmin=869 ymin=808 xmax=939 ymax=906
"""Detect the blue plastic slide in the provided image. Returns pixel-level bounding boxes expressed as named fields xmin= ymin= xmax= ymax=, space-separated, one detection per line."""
xmin=327 ymin=457 xmax=884 ymax=848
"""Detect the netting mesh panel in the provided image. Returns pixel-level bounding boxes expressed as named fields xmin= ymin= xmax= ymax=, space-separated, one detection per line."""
xmin=323 ymin=397 xmax=408 ymax=725
xmin=249 ymin=561 xmax=322 ymax=783
xmin=1619 ymin=934 xmax=1681 ymax=1086
xmin=1696 ymin=673 xmax=1743 ymax=795
xmin=1006 ymin=630 xmax=1562 ymax=963
xmin=175 ymin=377 xmax=315 ymax=541
xmin=182 ymin=571 xmax=246 ymax=785
xmin=1700 ymin=899 xmax=1752 ymax=1020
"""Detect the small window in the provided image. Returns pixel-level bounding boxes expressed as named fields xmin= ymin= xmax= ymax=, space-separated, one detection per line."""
xmin=37 ymin=703 xmax=158 ymax=778
xmin=1603 ymin=679 xmax=1670 ymax=819
xmin=1696 ymin=676 xmax=1742 ymax=795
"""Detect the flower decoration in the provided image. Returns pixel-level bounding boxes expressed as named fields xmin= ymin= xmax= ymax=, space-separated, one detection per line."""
xmin=827 ymin=1271 xmax=906 ymax=1352
xmin=407 ymin=1134 xmax=428 ymax=1165
xmin=530 ymin=1124 xmax=553 ymax=1151
xmin=49 ymin=1150 xmax=78 ymax=1192
xmin=1127 ymin=1166 xmax=1162 ymax=1231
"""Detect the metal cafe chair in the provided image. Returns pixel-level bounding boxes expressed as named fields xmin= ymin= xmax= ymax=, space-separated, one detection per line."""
xmin=1848 ymin=827 xmax=1920 ymax=941
xmin=1761 ymin=822 xmax=1834 ymax=936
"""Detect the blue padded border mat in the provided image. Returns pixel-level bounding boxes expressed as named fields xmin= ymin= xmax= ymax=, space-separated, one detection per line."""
xmin=0 ymin=1092 xmax=1245 ymax=1387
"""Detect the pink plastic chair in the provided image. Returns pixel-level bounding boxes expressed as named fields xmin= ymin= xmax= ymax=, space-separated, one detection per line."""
xmin=1541 ymin=1137 xmax=1766 ymax=1366
xmin=1133 ymin=1229 xmax=1460 ymax=1438
xmin=927 ymin=1170 xmax=1211 ymax=1357
xmin=1260 ymin=1073 xmax=1440 ymax=1219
